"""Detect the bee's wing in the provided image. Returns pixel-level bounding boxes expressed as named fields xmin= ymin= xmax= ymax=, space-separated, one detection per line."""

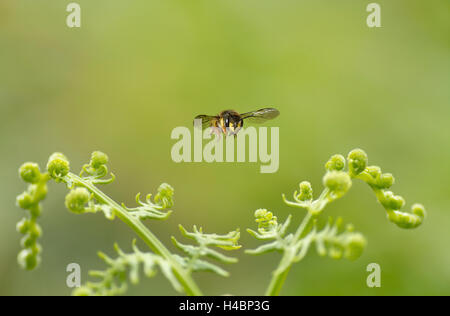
xmin=241 ymin=108 xmax=280 ymax=123
xmin=193 ymin=115 xmax=218 ymax=129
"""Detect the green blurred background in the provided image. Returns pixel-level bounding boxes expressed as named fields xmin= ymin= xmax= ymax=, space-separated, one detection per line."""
xmin=1 ymin=0 xmax=449 ymax=296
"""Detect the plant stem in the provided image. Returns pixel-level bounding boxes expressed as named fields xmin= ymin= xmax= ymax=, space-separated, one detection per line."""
xmin=292 ymin=210 xmax=314 ymax=242
xmin=265 ymin=265 xmax=291 ymax=296
xmin=265 ymin=211 xmax=314 ymax=296
xmin=66 ymin=173 xmax=203 ymax=296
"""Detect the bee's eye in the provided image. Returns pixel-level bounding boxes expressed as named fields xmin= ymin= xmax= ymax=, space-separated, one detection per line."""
xmin=225 ymin=118 xmax=229 ymax=126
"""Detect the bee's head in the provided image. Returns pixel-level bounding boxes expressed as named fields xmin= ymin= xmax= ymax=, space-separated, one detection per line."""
xmin=220 ymin=111 xmax=243 ymax=135
xmin=228 ymin=119 xmax=243 ymax=135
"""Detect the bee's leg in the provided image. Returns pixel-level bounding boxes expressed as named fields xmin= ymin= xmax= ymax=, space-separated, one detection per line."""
xmin=227 ymin=125 xmax=236 ymax=137
xmin=216 ymin=130 xmax=222 ymax=142
xmin=210 ymin=126 xmax=219 ymax=136
xmin=211 ymin=126 xmax=222 ymax=141
xmin=232 ymin=122 xmax=241 ymax=136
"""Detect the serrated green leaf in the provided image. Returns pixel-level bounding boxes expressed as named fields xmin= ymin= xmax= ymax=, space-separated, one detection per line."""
xmin=73 ymin=241 xmax=181 ymax=296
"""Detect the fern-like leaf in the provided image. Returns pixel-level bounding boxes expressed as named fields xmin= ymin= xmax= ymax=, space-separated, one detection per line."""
xmin=246 ymin=209 xmax=293 ymax=255
xmin=246 ymin=210 xmax=367 ymax=270
xmin=122 ymin=184 xmax=174 ymax=221
xmin=302 ymin=217 xmax=367 ymax=261
xmin=171 ymin=225 xmax=241 ymax=277
xmin=73 ymin=240 xmax=182 ymax=296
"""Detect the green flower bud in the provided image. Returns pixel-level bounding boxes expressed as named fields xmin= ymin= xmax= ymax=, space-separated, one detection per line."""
xmin=255 ymin=209 xmax=275 ymax=222
xmin=65 ymin=188 xmax=90 ymax=214
xmin=389 ymin=193 xmax=405 ymax=210
xmin=90 ymin=151 xmax=109 ymax=169
xmin=16 ymin=192 xmax=34 ymax=209
xmin=298 ymin=181 xmax=313 ymax=201
xmin=254 ymin=209 xmax=278 ymax=231
xmin=380 ymin=191 xmax=405 ymax=210
xmin=21 ymin=234 xmax=36 ymax=248
xmin=16 ymin=218 xmax=30 ymax=234
xmin=254 ymin=209 xmax=267 ymax=219
xmin=18 ymin=249 xmax=40 ymax=270
xmin=29 ymin=204 xmax=42 ymax=218
xmin=347 ymin=149 xmax=368 ymax=176
xmin=28 ymin=223 xmax=42 ymax=239
xmin=325 ymin=154 xmax=346 ymax=171
xmin=329 ymin=248 xmax=343 ymax=260
xmin=47 ymin=152 xmax=70 ymax=179
xmin=323 ymin=171 xmax=352 ymax=197
xmin=412 ymin=203 xmax=426 ymax=219
xmin=344 ymin=233 xmax=367 ymax=261
xmin=29 ymin=244 xmax=42 ymax=255
xmin=366 ymin=166 xmax=381 ymax=178
xmin=380 ymin=191 xmax=393 ymax=207
xmin=378 ymin=173 xmax=394 ymax=189
xmin=388 ymin=204 xmax=426 ymax=229
xmin=154 ymin=183 xmax=174 ymax=208
xmin=19 ymin=162 xmax=41 ymax=184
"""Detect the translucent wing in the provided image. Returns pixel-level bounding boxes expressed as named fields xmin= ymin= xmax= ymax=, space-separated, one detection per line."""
xmin=241 ymin=108 xmax=280 ymax=124
xmin=193 ymin=115 xmax=218 ymax=129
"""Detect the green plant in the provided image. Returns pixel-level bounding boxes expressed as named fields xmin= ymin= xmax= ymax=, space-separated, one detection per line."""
xmin=247 ymin=149 xmax=426 ymax=295
xmin=16 ymin=151 xmax=241 ymax=296
xmin=15 ymin=149 xmax=425 ymax=296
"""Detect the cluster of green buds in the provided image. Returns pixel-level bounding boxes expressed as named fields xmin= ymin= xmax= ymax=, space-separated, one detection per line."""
xmin=246 ymin=209 xmax=292 ymax=255
xmin=346 ymin=149 xmax=426 ymax=229
xmin=16 ymin=163 xmax=50 ymax=270
xmin=325 ymin=154 xmax=346 ymax=172
xmin=16 ymin=153 xmax=71 ymax=270
xmin=47 ymin=153 xmax=70 ymax=180
xmin=313 ymin=217 xmax=367 ymax=261
xmin=320 ymin=149 xmax=426 ymax=229
xmin=78 ymin=151 xmax=115 ymax=186
xmin=282 ymin=156 xmax=353 ymax=216
xmin=81 ymin=151 xmax=110 ymax=180
xmin=254 ymin=209 xmax=279 ymax=233
xmin=153 ymin=183 xmax=175 ymax=209
xmin=323 ymin=154 xmax=352 ymax=199
xmin=65 ymin=187 xmax=91 ymax=214
xmin=347 ymin=149 xmax=368 ymax=177
xmin=14 ymin=151 xmax=209 ymax=296
xmin=296 ymin=181 xmax=313 ymax=202
xmin=64 ymin=151 xmax=116 ymax=218
xmin=249 ymin=148 xmax=426 ymax=296
xmin=323 ymin=171 xmax=352 ymax=199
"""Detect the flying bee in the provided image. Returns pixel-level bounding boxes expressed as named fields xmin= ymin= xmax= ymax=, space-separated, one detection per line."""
xmin=194 ymin=108 xmax=280 ymax=137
